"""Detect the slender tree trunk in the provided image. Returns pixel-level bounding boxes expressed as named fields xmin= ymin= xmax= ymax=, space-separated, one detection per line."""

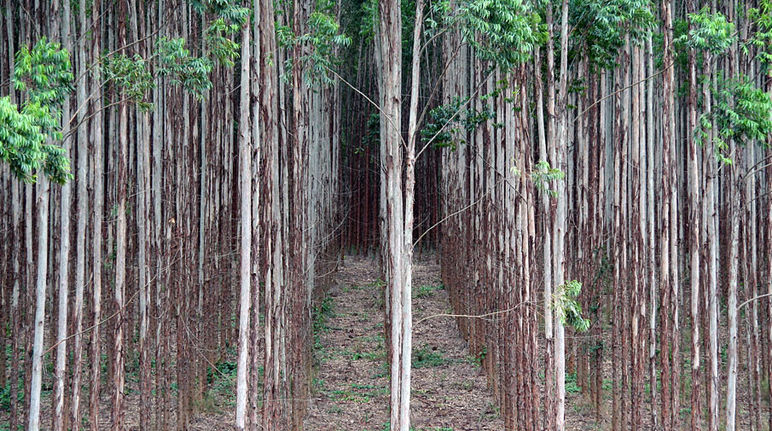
xmin=378 ymin=0 xmax=404 ymax=426
xmin=89 ymin=1 xmax=105 ymax=427
xmin=398 ymin=0 xmax=423 ymax=426
xmin=686 ymin=3 xmax=702 ymax=426
xmin=70 ymin=0 xmax=90 ymax=427
xmin=28 ymin=176 xmax=50 ymax=431
xmin=53 ymin=0 xmax=72 ymax=428
xmin=543 ymin=7 xmax=556 ymax=429
xmin=554 ymin=2 xmax=570 ymax=429
xmin=248 ymin=0 xmax=262 ymax=424
xmin=111 ymin=3 xmax=130 ymax=425
xmin=705 ymin=50 xmax=719 ymax=431
xmin=234 ymin=13 xmax=252 ymax=430
xmin=9 ymin=152 xmax=21 ymax=431
xmin=725 ymin=119 xmax=740 ymax=431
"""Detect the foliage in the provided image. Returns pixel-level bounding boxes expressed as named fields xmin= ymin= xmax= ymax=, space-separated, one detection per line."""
xmin=277 ymin=0 xmax=351 ymax=85
xmin=102 ymin=54 xmax=154 ymax=110
xmin=0 ymin=381 xmax=10 ymax=411
xmin=202 ymin=358 xmax=239 ymax=409
xmin=358 ymin=0 xmax=379 ymax=42
xmin=156 ymin=37 xmax=214 ymax=99
xmin=1 ymin=38 xmax=74 ymax=184
xmin=565 ymin=371 xmax=582 ymax=394
xmin=746 ymin=0 xmax=772 ymax=67
xmin=313 ymin=295 xmax=335 ymax=333
xmin=103 ymin=8 xmax=240 ymax=104
xmin=363 ymin=112 xmax=380 ymax=149
xmin=415 ymin=283 xmax=444 ymax=298
xmin=553 ymin=280 xmax=590 ymax=332
xmin=205 ymin=18 xmax=242 ymax=67
xmin=14 ymin=38 xmax=73 ymax=108
xmin=676 ymin=7 xmax=735 ymax=56
xmin=328 ymin=383 xmax=388 ymax=403
xmin=190 ymin=0 xmax=246 ymax=67
xmin=569 ymin=0 xmax=654 ymax=70
xmin=530 ymin=160 xmax=564 ymax=198
xmin=421 ymin=96 xmax=496 ymax=149
xmin=190 ymin=0 xmax=249 ymax=25
xmin=0 ymin=98 xmax=68 ymax=184
xmin=412 ymin=344 xmax=451 ymax=368
xmin=697 ymin=75 xmax=772 ymax=163
xmin=459 ymin=0 xmax=541 ymax=70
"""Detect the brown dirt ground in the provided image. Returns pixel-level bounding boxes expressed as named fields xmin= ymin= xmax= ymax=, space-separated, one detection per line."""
xmin=303 ymin=255 xmax=504 ymax=431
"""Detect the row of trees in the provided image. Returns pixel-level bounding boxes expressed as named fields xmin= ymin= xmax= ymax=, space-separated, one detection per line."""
xmin=339 ymin=0 xmax=772 ymax=429
xmin=2 ymin=0 xmax=772 ymax=430
xmin=430 ymin=0 xmax=772 ymax=430
xmin=0 ymin=0 xmax=342 ymax=430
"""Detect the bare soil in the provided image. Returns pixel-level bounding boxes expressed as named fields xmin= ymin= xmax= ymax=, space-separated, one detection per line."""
xmin=304 ymin=255 xmax=504 ymax=431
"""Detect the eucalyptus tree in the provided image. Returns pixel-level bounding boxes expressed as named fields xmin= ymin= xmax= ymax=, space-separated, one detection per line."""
xmin=5 ymin=35 xmax=73 ymax=431
xmin=235 ymin=11 xmax=252 ymax=430
xmin=69 ymin=0 xmax=92 ymax=427
xmin=89 ymin=3 xmax=104 ymax=427
xmin=52 ymin=1 xmax=73 ymax=429
xmin=0 ymin=37 xmax=68 ymax=427
xmin=376 ymin=0 xmax=405 ymax=427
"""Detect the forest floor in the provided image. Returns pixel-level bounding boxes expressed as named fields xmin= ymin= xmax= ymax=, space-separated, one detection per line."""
xmin=304 ymin=255 xmax=504 ymax=431
xmin=9 ymin=255 xmax=763 ymax=430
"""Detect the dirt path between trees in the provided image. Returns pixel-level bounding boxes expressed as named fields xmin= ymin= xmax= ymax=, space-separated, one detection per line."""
xmin=304 ymin=256 xmax=503 ymax=431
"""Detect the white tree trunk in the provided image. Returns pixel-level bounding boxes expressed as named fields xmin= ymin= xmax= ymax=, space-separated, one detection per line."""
xmin=53 ymin=1 xmax=72 ymax=428
xmin=28 ymin=176 xmax=50 ymax=431
xmin=70 ymin=0 xmax=90 ymax=427
xmin=554 ymin=1 xmax=570 ymax=429
xmin=235 ymin=14 xmax=252 ymax=430
xmin=725 ymin=144 xmax=739 ymax=431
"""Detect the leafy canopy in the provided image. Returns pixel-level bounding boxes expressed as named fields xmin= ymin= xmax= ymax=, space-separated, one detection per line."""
xmin=675 ymin=7 xmax=735 ymax=56
xmin=156 ymin=37 xmax=215 ymax=99
xmin=531 ymin=160 xmax=564 ymax=198
xmin=568 ymin=0 xmax=654 ymax=70
xmin=1 ymin=37 xmax=74 ymax=184
xmin=103 ymin=54 xmax=155 ymax=110
xmin=426 ymin=0 xmax=542 ymax=71
xmin=277 ymin=0 xmax=352 ymax=85
xmin=746 ymin=0 xmax=772 ymax=68
xmin=697 ymin=75 xmax=772 ymax=164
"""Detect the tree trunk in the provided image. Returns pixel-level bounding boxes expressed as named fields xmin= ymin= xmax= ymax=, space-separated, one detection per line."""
xmin=111 ymin=3 xmax=130 ymax=425
xmin=686 ymin=2 xmax=702 ymax=425
xmin=28 ymin=177 xmax=50 ymax=431
xmin=378 ymin=0 xmax=404 ymax=425
xmin=53 ymin=0 xmax=72 ymax=428
xmin=234 ymin=13 xmax=252 ymax=430
xmin=554 ymin=1 xmax=570 ymax=429
xmin=70 ymin=0 xmax=90 ymax=427
xmin=399 ymin=0 xmax=423 ymax=426
xmin=89 ymin=1 xmax=104 ymax=427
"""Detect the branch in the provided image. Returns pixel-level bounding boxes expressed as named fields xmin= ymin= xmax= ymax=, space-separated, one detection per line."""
xmin=324 ymin=66 xmax=405 ymax=149
xmin=412 ymin=182 xmax=497 ymax=248
xmin=415 ymin=300 xmax=531 ymax=325
xmin=738 ymin=292 xmax=772 ymax=311
xmin=415 ymin=67 xmax=495 ymax=160
xmin=43 ymin=249 xmax=183 ymax=355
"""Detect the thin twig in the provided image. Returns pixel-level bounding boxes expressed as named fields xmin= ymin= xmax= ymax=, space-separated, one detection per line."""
xmin=415 ymin=301 xmax=531 ymax=325
xmin=43 ymin=249 xmax=183 ymax=355
xmin=324 ymin=66 xmax=405 ymax=148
